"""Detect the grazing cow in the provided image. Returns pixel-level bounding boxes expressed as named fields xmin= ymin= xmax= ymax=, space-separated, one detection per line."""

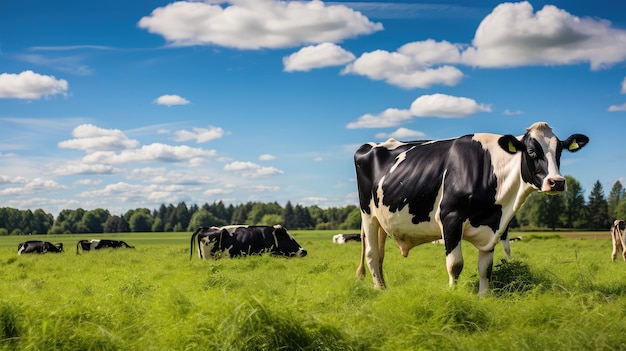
xmin=333 ymin=233 xmax=362 ymax=244
xmin=354 ymin=122 xmax=588 ymax=296
xmin=76 ymin=239 xmax=135 ymax=254
xmin=190 ymin=225 xmax=307 ymax=259
xmin=611 ymin=220 xmax=626 ymax=262
xmin=18 ymin=241 xmax=64 ymax=255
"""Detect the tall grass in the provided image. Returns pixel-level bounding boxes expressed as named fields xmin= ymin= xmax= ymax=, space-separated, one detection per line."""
xmin=2 ymin=231 xmax=626 ymax=350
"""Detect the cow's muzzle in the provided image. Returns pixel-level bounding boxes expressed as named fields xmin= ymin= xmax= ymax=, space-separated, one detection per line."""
xmin=544 ymin=177 xmax=566 ymax=193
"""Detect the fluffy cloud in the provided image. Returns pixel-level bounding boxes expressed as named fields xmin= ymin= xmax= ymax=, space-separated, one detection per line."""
xmin=608 ymin=103 xmax=626 ymax=112
xmin=138 ymin=0 xmax=382 ymax=49
xmin=154 ymin=94 xmax=190 ymax=106
xmin=82 ymin=143 xmax=217 ymax=164
xmin=410 ymin=94 xmax=492 ymax=118
xmin=174 ymin=126 xmax=225 ymax=143
xmin=375 ymin=128 xmax=426 ymax=140
xmin=224 ymin=161 xmax=283 ymax=177
xmin=58 ymin=124 xmax=139 ymax=151
xmin=342 ymin=40 xmax=464 ymax=89
xmin=346 ymin=108 xmax=412 ymax=129
xmin=621 ymin=77 xmax=626 ymax=94
xmin=258 ymin=154 xmax=276 ymax=161
xmin=283 ymin=43 xmax=355 ymax=72
xmin=0 ymin=70 xmax=68 ymax=99
xmin=0 ymin=178 xmax=66 ymax=195
xmin=462 ymin=2 xmax=626 ymax=70
xmin=347 ymin=94 xmax=491 ymax=129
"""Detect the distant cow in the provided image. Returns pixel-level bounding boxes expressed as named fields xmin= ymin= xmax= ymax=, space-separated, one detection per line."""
xmin=611 ymin=220 xmax=626 ymax=262
xmin=333 ymin=233 xmax=361 ymax=244
xmin=190 ymin=225 xmax=307 ymax=259
xmin=18 ymin=241 xmax=64 ymax=255
xmin=76 ymin=239 xmax=135 ymax=254
xmin=354 ymin=122 xmax=588 ymax=296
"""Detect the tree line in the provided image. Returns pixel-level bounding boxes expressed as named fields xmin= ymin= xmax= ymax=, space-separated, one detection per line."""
xmin=1 ymin=176 xmax=625 ymax=235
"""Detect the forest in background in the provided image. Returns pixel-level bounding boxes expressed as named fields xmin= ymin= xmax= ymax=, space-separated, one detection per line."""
xmin=1 ymin=176 xmax=625 ymax=235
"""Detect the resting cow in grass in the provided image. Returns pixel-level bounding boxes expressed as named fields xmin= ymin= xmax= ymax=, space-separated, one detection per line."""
xmin=76 ymin=239 xmax=135 ymax=254
xmin=611 ymin=220 xmax=626 ymax=262
xmin=18 ymin=241 xmax=64 ymax=254
xmin=354 ymin=122 xmax=588 ymax=296
xmin=190 ymin=225 xmax=307 ymax=259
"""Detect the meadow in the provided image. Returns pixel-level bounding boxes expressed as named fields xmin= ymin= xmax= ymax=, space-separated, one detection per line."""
xmin=2 ymin=230 xmax=626 ymax=350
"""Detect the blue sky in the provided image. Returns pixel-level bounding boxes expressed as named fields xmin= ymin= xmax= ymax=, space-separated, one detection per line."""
xmin=1 ymin=0 xmax=626 ymax=216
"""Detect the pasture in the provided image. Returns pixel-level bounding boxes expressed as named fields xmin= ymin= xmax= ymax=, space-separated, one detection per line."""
xmin=2 ymin=230 xmax=626 ymax=350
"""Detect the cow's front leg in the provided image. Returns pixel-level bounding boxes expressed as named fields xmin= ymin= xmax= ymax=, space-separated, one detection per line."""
xmin=477 ymin=249 xmax=494 ymax=297
xmin=445 ymin=243 xmax=463 ymax=288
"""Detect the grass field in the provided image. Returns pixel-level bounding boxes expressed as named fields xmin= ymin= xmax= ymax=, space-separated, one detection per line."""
xmin=2 ymin=230 xmax=626 ymax=350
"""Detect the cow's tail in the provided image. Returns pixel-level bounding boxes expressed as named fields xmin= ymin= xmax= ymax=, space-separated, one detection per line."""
xmin=190 ymin=227 xmax=201 ymax=260
xmin=355 ymin=226 xmax=366 ymax=278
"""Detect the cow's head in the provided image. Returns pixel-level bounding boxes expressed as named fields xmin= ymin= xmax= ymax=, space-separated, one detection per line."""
xmin=55 ymin=243 xmax=64 ymax=252
xmin=270 ymin=225 xmax=307 ymax=257
xmin=498 ymin=122 xmax=588 ymax=193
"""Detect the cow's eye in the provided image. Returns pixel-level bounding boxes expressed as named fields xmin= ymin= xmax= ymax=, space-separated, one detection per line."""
xmin=528 ymin=149 xmax=537 ymax=158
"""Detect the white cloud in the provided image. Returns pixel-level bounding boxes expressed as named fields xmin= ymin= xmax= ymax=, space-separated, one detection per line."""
xmin=82 ymin=143 xmax=217 ymax=164
xmin=347 ymin=94 xmax=491 ymax=129
xmin=461 ymin=2 xmax=626 ymax=70
xmin=138 ymin=0 xmax=382 ymax=49
xmin=244 ymin=185 xmax=280 ymax=192
xmin=410 ymin=94 xmax=492 ymax=118
xmin=375 ymin=128 xmax=426 ymax=140
xmin=0 ymin=70 xmax=68 ymax=99
xmin=75 ymin=179 xmax=103 ymax=185
xmin=283 ymin=43 xmax=355 ymax=72
xmin=58 ymin=124 xmax=139 ymax=151
xmin=223 ymin=161 xmax=284 ymax=177
xmin=608 ymin=102 xmax=626 ymax=112
xmin=259 ymin=154 xmax=276 ymax=161
xmin=0 ymin=178 xmax=66 ymax=196
xmin=53 ymin=163 xmax=118 ymax=175
xmin=342 ymin=40 xmax=464 ymax=88
xmin=503 ymin=109 xmax=524 ymax=115
xmin=154 ymin=94 xmax=190 ymax=106
xmin=621 ymin=77 xmax=626 ymax=94
xmin=346 ymin=108 xmax=412 ymax=129
xmin=174 ymin=126 xmax=225 ymax=143
xmin=204 ymin=186 xmax=235 ymax=196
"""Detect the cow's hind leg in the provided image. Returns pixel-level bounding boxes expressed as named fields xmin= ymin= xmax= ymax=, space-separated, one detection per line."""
xmin=356 ymin=227 xmax=366 ymax=278
xmin=445 ymin=243 xmax=464 ymax=288
xmin=363 ymin=220 xmax=386 ymax=289
xmin=477 ymin=249 xmax=494 ymax=297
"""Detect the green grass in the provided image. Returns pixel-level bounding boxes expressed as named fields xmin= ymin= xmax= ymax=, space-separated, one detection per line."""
xmin=2 ymin=230 xmax=626 ymax=350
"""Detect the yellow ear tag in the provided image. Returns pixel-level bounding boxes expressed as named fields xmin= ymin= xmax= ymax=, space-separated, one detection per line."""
xmin=508 ymin=140 xmax=517 ymax=153
xmin=568 ymin=139 xmax=579 ymax=151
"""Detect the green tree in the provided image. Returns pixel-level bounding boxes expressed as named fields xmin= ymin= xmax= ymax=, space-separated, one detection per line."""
xmin=608 ymin=181 xmax=625 ymax=221
xmin=587 ymin=180 xmax=609 ymax=230
xmin=187 ymin=209 xmax=227 ymax=230
xmin=129 ymin=209 xmax=154 ymax=232
xmin=340 ymin=206 xmax=362 ymax=230
xmin=259 ymin=214 xmax=283 ymax=226
xmin=81 ymin=208 xmax=110 ymax=233
xmin=561 ymin=175 xmax=587 ymax=228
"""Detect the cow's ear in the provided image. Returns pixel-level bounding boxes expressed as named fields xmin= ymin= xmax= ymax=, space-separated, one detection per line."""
xmin=498 ymin=135 xmax=525 ymax=154
xmin=562 ymin=134 xmax=589 ymax=152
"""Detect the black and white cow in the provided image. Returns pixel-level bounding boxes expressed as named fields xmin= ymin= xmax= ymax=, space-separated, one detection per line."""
xmin=76 ymin=239 xmax=135 ymax=254
xmin=611 ymin=219 xmax=626 ymax=262
xmin=190 ymin=225 xmax=307 ymax=259
xmin=333 ymin=233 xmax=361 ymax=244
xmin=354 ymin=122 xmax=588 ymax=296
xmin=18 ymin=241 xmax=64 ymax=255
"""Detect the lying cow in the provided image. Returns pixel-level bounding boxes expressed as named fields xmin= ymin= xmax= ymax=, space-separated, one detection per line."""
xmin=190 ymin=225 xmax=307 ymax=259
xmin=354 ymin=122 xmax=588 ymax=296
xmin=611 ymin=220 xmax=626 ymax=262
xmin=18 ymin=241 xmax=64 ymax=255
xmin=76 ymin=239 xmax=135 ymax=254
xmin=333 ymin=233 xmax=361 ymax=244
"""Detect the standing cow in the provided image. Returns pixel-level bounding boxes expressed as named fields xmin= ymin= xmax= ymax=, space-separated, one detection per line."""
xmin=18 ymin=241 xmax=64 ymax=254
xmin=611 ymin=220 xmax=626 ymax=262
xmin=190 ymin=225 xmax=307 ymax=259
xmin=76 ymin=239 xmax=135 ymax=254
xmin=354 ymin=122 xmax=588 ymax=296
